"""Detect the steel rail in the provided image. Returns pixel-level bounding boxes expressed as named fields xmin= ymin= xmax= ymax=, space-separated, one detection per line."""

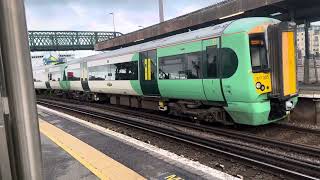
xmin=275 ymin=123 xmax=320 ymax=134
xmin=37 ymin=100 xmax=320 ymax=179
xmin=38 ymin=98 xmax=320 ymax=159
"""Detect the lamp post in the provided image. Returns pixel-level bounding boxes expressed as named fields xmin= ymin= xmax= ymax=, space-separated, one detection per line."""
xmin=109 ymin=12 xmax=116 ymax=37
xmin=158 ymin=0 xmax=164 ymax=22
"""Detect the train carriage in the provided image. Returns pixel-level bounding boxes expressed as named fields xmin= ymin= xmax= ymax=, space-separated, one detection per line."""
xmin=86 ymin=53 xmax=140 ymax=96
xmin=33 ymin=17 xmax=298 ymax=126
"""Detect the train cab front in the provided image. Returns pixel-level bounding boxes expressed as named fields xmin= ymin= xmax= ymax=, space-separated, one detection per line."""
xmin=250 ymin=21 xmax=298 ymax=122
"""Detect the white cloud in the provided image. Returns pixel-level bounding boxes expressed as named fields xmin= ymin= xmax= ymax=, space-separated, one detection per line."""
xmin=25 ymin=0 xmax=221 ymax=63
xmin=68 ymin=2 xmax=87 ymax=18
xmin=25 ymin=0 xmax=220 ymax=33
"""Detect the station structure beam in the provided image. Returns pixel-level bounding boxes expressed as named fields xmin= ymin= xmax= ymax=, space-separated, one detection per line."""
xmin=95 ymin=0 xmax=320 ymax=51
xmin=28 ymin=31 xmax=123 ymax=51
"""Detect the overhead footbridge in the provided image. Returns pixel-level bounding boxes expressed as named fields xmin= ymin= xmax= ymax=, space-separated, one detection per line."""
xmin=29 ymin=31 xmax=122 ymax=51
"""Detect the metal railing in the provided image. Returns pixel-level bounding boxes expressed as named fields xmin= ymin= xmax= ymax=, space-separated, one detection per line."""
xmin=28 ymin=31 xmax=122 ymax=51
xmin=298 ymin=57 xmax=320 ymax=84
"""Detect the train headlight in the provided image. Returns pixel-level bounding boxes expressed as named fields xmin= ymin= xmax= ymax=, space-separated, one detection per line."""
xmin=285 ymin=101 xmax=294 ymax=111
xmin=256 ymin=82 xmax=262 ymax=89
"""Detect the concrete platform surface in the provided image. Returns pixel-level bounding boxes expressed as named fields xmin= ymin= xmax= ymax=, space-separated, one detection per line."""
xmin=38 ymin=105 xmax=239 ymax=180
xmin=41 ymin=134 xmax=98 ymax=180
xmin=299 ymin=83 xmax=320 ymax=98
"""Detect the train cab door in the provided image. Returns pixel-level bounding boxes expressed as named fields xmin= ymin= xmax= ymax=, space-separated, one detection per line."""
xmin=139 ymin=50 xmax=160 ymax=96
xmin=202 ymin=38 xmax=225 ymax=103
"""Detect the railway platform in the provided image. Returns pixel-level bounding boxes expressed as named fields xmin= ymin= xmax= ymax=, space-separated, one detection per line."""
xmin=38 ymin=105 xmax=238 ymax=180
xmin=290 ymin=84 xmax=320 ymax=125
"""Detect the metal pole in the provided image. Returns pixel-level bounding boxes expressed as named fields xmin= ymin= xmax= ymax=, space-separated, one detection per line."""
xmin=314 ymin=54 xmax=319 ymax=83
xmin=109 ymin=12 xmax=116 ymax=37
xmin=0 ymin=47 xmax=13 ymax=180
xmin=0 ymin=0 xmax=43 ymax=179
xmin=158 ymin=0 xmax=164 ymax=22
xmin=304 ymin=19 xmax=311 ymax=84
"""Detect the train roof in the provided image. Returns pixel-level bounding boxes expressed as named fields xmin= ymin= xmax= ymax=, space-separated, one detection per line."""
xmin=33 ymin=17 xmax=278 ymax=71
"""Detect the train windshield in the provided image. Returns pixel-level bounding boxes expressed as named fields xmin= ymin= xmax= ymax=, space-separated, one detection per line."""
xmin=250 ymin=34 xmax=268 ymax=72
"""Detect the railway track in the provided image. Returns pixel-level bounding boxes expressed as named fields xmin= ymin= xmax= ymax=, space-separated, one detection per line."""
xmin=38 ymin=98 xmax=320 ymax=158
xmin=38 ymin=97 xmax=320 ymax=136
xmin=275 ymin=122 xmax=320 ymax=134
xmin=38 ymin=99 xmax=320 ymax=179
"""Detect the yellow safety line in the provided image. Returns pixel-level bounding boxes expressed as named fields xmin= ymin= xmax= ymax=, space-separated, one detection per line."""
xmin=39 ymin=119 xmax=146 ymax=180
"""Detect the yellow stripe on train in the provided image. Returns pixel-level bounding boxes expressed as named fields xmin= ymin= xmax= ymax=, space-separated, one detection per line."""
xmin=282 ymin=31 xmax=297 ymax=96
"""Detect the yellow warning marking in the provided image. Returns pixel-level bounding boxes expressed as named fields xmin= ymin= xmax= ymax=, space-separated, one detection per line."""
xmin=165 ymin=174 xmax=184 ymax=180
xmin=148 ymin=58 xmax=152 ymax=80
xmin=39 ymin=119 xmax=146 ymax=180
xmin=252 ymin=72 xmax=272 ymax=94
xmin=144 ymin=59 xmax=148 ymax=80
xmin=282 ymin=31 xmax=297 ymax=96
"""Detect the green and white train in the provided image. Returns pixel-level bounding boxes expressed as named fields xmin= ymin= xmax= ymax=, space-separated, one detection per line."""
xmin=33 ymin=17 xmax=298 ymax=126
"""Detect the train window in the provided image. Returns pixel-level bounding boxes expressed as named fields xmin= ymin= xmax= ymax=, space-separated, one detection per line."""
xmin=50 ymin=71 xmax=61 ymax=81
xmin=159 ymin=55 xmax=185 ymax=79
xmin=185 ymin=52 xmax=201 ymax=79
xmin=159 ymin=52 xmax=201 ymax=80
xmin=88 ymin=62 xmax=138 ymax=81
xmin=206 ymin=46 xmax=218 ymax=78
xmin=221 ymin=48 xmax=238 ymax=78
xmin=88 ymin=65 xmax=109 ymax=81
xmin=66 ymin=68 xmax=81 ymax=81
xmin=113 ymin=61 xmax=138 ymax=80
xmin=250 ymin=34 xmax=268 ymax=72
xmin=33 ymin=70 xmax=47 ymax=82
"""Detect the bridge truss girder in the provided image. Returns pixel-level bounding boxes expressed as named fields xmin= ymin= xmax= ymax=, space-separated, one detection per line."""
xmin=28 ymin=31 xmax=122 ymax=51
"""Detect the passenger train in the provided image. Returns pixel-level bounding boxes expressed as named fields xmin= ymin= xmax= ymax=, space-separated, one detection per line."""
xmin=33 ymin=17 xmax=298 ymax=126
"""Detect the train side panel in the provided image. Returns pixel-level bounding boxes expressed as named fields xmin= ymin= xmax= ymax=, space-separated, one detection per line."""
xmin=157 ymin=41 xmax=207 ymax=100
xmin=34 ymin=82 xmax=47 ymax=89
xmin=64 ymin=63 xmax=82 ymax=91
xmin=130 ymin=53 xmax=143 ymax=96
xmin=201 ymin=38 xmax=225 ymax=102
xmin=88 ymin=80 xmax=139 ymax=95
xmin=33 ymin=69 xmax=48 ymax=89
xmin=221 ymin=18 xmax=281 ymax=125
xmin=86 ymin=53 xmax=143 ymax=96
xmin=69 ymin=81 xmax=82 ymax=91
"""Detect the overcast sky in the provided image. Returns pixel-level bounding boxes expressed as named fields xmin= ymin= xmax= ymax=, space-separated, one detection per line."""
xmin=24 ymin=0 xmax=223 ymax=34
xmin=26 ymin=0 xmax=320 ymax=61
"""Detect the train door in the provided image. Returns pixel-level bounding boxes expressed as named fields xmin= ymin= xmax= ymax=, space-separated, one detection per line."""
xmin=139 ymin=50 xmax=160 ymax=96
xmin=202 ymin=38 xmax=225 ymax=103
xmin=45 ymin=67 xmax=51 ymax=89
xmin=81 ymin=62 xmax=90 ymax=92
